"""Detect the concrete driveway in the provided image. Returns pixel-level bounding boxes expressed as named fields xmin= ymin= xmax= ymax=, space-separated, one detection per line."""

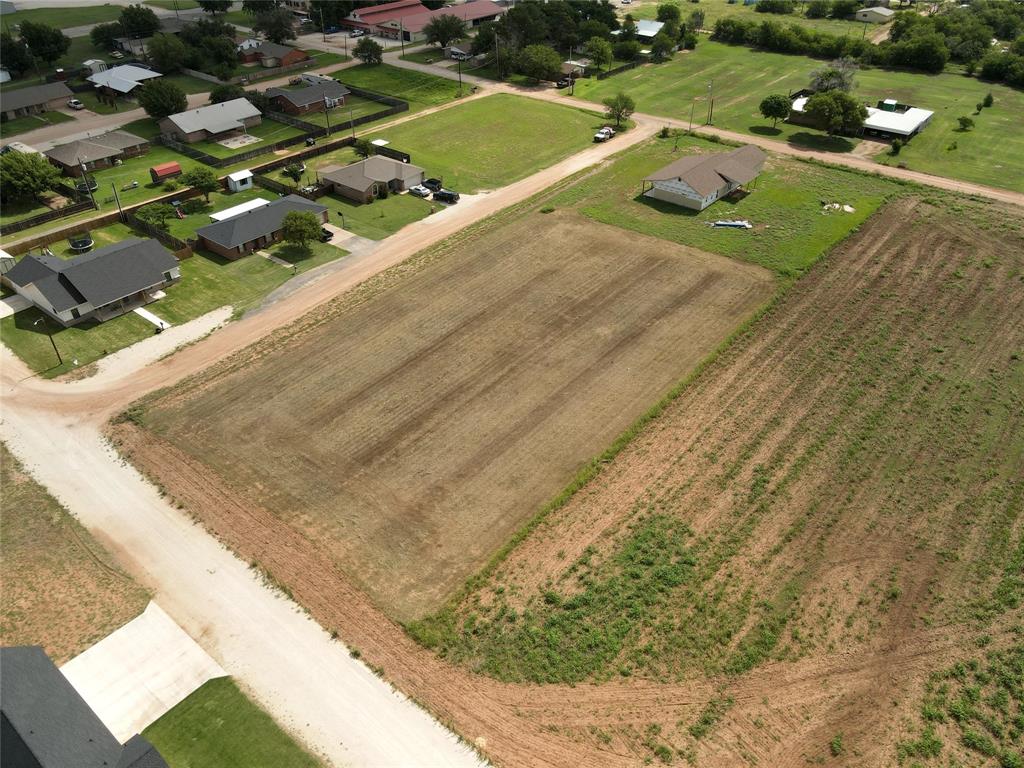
xmin=60 ymin=602 xmax=225 ymax=741
xmin=0 ymin=294 xmax=32 ymax=319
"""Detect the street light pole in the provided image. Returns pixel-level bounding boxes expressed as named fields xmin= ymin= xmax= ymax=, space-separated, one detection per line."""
xmin=457 ymin=56 xmax=463 ymax=95
xmin=34 ymin=316 xmax=63 ymax=366
xmin=323 ymin=95 xmax=332 ymax=135
xmin=111 ymin=183 xmax=124 ymax=220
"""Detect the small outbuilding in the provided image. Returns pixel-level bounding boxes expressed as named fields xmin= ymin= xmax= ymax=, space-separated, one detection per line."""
xmin=227 ymin=169 xmax=254 ymax=192
xmin=641 ymin=144 xmax=766 ymax=211
xmin=150 ymin=161 xmax=182 ymax=183
xmin=856 ymin=6 xmax=895 ymax=22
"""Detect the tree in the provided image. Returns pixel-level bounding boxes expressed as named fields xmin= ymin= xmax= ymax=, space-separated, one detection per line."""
xmin=759 ymin=93 xmax=791 ymax=127
xmin=602 ymin=91 xmax=635 ymax=128
xmin=423 ymin=14 xmax=468 ymax=48
xmin=242 ymin=0 xmax=281 ymax=14
xmin=135 ymin=203 xmax=176 ymax=229
xmin=181 ymin=167 xmax=220 ymax=202
xmin=119 ymin=4 xmax=161 ymax=37
xmin=209 ymin=83 xmax=247 ymax=104
xmin=283 ymin=163 xmax=304 ymax=182
xmin=19 ymin=22 xmax=70 ymax=66
xmin=657 ymin=3 xmax=682 ymax=24
xmin=138 ymin=79 xmax=187 ymax=119
xmin=90 ymin=22 xmax=124 ymax=51
xmin=650 ymin=31 xmax=675 ymax=61
xmin=809 ymin=57 xmax=858 ymax=92
xmin=198 ymin=0 xmax=232 ymax=13
xmin=148 ymin=33 xmax=188 ymax=73
xmin=689 ymin=9 xmax=706 ymax=31
xmin=353 ymin=37 xmax=384 ymax=64
xmin=803 ymin=90 xmax=867 ymax=134
xmin=578 ymin=20 xmax=611 ymax=42
xmin=282 ymin=210 xmax=321 ymax=251
xmin=957 ymin=115 xmax=975 ymax=130
xmin=682 ymin=31 xmax=698 ymax=49
xmin=614 ymin=40 xmax=642 ymax=61
xmin=0 ymin=151 xmax=60 ymax=202
xmin=0 ymin=32 xmax=31 ymax=76
xmin=308 ymin=0 xmax=360 ymax=31
xmin=585 ymin=36 xmax=613 ymax=70
xmin=516 ymin=44 xmax=561 ymax=82
xmin=253 ymin=8 xmax=297 ymax=44
xmin=353 ymin=138 xmax=374 ymax=158
xmin=983 ymin=92 xmax=994 ymax=107
xmin=805 ymin=0 xmax=832 ymax=19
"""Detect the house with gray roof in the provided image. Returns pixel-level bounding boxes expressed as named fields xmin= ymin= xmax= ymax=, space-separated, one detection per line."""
xmin=266 ymin=79 xmax=350 ymax=115
xmin=642 ymin=144 xmax=766 ymax=211
xmin=2 ymin=238 xmax=181 ymax=326
xmin=88 ymin=64 xmax=162 ymax=96
xmin=45 ymin=130 xmax=149 ymax=176
xmin=158 ymin=98 xmax=262 ymax=144
xmin=319 ymin=156 xmax=425 ymax=204
xmin=0 ymin=81 xmax=72 ymax=120
xmin=195 ymin=194 xmax=328 ymax=259
xmin=239 ymin=41 xmax=310 ymax=68
xmin=0 ymin=646 xmax=168 ymax=768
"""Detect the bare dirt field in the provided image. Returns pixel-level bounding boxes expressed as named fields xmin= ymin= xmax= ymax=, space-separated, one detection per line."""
xmin=0 ymin=443 xmax=149 ymax=663
xmin=136 ymin=209 xmax=774 ymax=622
xmin=116 ymin=195 xmax=1024 ymax=768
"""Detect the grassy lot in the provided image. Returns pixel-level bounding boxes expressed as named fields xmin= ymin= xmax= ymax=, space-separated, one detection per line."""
xmin=0 ymin=210 xmax=348 ymax=376
xmin=242 ymin=50 xmax=349 ymax=85
xmin=121 ymin=117 xmax=163 ymax=139
xmin=628 ymin=0 xmax=883 ymax=37
xmin=360 ymin=93 xmax=604 ymax=192
xmin=552 ymin=133 xmax=896 ymax=276
xmin=188 ymin=119 xmax=307 ymax=159
xmin=332 ymin=190 xmax=435 ymax=240
xmin=0 ymin=110 xmax=74 ymax=137
xmin=329 ymin=63 xmax=461 ymax=113
xmin=161 ymin=73 xmax=219 ymax=95
xmin=278 ymin=94 xmax=384 ymax=129
xmin=143 ymin=678 xmax=321 ymax=768
xmin=572 ymin=40 xmax=1024 ymax=191
xmin=400 ymin=47 xmax=449 ymax=66
xmin=0 ymin=4 xmax=122 ymax=29
xmin=144 ymin=0 xmax=199 ymax=9
xmin=0 ymin=196 xmax=53 ymax=230
xmin=0 ymin=443 xmax=149 ymax=664
xmin=220 ymin=9 xmax=255 ymax=28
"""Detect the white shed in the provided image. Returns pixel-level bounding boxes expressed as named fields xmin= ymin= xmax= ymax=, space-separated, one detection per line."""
xmin=226 ymin=169 xmax=254 ymax=192
xmin=83 ymin=59 xmax=108 ymax=75
xmin=856 ymin=6 xmax=895 ymax=22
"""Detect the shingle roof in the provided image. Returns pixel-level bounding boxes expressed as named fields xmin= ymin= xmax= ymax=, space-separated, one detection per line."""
xmin=87 ymin=64 xmax=162 ymax=94
xmin=196 ymin=194 xmax=327 ymax=248
xmin=45 ymin=130 xmax=148 ymax=167
xmin=255 ymin=41 xmax=301 ymax=59
xmin=389 ymin=1 xmax=505 ymax=33
xmin=0 ymin=647 xmax=168 ymax=768
xmin=163 ymin=98 xmax=261 ymax=136
xmin=5 ymin=239 xmax=179 ymax=312
xmin=266 ymin=79 xmax=350 ymax=108
xmin=644 ymin=144 xmax=766 ymax=197
xmin=320 ymin=156 xmax=424 ymax=193
xmin=0 ymin=81 xmax=73 ymax=112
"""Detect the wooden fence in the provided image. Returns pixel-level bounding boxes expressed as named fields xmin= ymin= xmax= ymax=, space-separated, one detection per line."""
xmin=0 ymin=199 xmax=95 ymax=237
xmin=596 ymin=60 xmax=641 ymax=80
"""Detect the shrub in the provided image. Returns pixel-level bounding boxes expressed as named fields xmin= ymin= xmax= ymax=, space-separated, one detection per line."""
xmin=890 ymin=138 xmax=903 ymax=155
xmin=162 ymin=179 xmax=180 ymax=191
xmin=958 ymin=115 xmax=975 ymax=131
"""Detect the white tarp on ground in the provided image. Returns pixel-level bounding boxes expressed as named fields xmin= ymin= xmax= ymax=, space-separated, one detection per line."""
xmin=60 ymin=602 xmax=226 ymax=741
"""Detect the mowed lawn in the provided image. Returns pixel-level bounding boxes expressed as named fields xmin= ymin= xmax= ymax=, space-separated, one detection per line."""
xmin=553 ymin=134 xmax=896 ymax=275
xmin=628 ymin=0 xmax=882 ymax=37
xmin=0 ymin=4 xmax=122 ymax=28
xmin=0 ymin=443 xmax=149 ymax=664
xmin=143 ymin=678 xmax=321 ymax=768
xmin=573 ymin=41 xmax=1024 ymax=191
xmin=0 ymin=110 xmax=75 ymax=137
xmin=329 ymin=63 xmax=461 ymax=113
xmin=363 ymin=93 xmax=604 ymax=192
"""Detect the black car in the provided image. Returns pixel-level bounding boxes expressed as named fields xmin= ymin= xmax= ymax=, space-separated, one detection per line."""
xmin=433 ymin=189 xmax=459 ymax=204
xmin=556 ymin=77 xmax=571 ymax=88
xmin=423 ymin=178 xmax=443 ymax=193
xmin=319 ymin=227 xmax=334 ymax=242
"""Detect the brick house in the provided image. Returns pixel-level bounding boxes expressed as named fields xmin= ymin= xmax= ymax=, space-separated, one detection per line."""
xmin=265 ymin=79 xmax=350 ymax=115
xmin=195 ymin=195 xmax=328 ymax=259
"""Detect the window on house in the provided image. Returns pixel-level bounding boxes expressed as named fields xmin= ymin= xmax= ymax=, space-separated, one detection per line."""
xmin=163 ymin=271 xmax=173 ymax=281
xmin=71 ymin=308 xmax=80 ymax=319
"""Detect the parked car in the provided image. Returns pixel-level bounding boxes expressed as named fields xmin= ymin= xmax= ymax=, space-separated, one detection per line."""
xmin=556 ymin=77 xmax=571 ymax=88
xmin=109 ymin=50 xmax=124 ymax=59
xmin=450 ymin=51 xmax=471 ymax=61
xmin=409 ymin=184 xmax=431 ymax=198
xmin=325 ymin=25 xmax=341 ymax=34
xmin=66 ymin=98 xmax=85 ymax=110
xmin=320 ymin=227 xmax=334 ymax=242
xmin=433 ymin=189 xmax=460 ymax=204
xmin=621 ymin=0 xmax=633 ymax=4
xmin=593 ymin=126 xmax=616 ymax=142
xmin=349 ymin=29 xmax=366 ymax=37
xmin=423 ymin=178 xmax=443 ymax=192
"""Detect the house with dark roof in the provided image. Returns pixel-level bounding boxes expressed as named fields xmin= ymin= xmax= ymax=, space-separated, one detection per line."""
xmin=0 ymin=646 xmax=169 ymax=768
xmin=195 ymin=194 xmax=328 ymax=259
xmin=45 ymin=130 xmax=149 ymax=176
xmin=0 ymin=82 xmax=73 ymax=121
xmin=641 ymin=145 xmax=766 ymax=211
xmin=158 ymin=98 xmax=262 ymax=144
xmin=239 ymin=41 xmax=310 ymax=68
xmin=1 ymin=238 xmax=181 ymax=326
xmin=319 ymin=157 xmax=426 ymax=204
xmin=266 ymin=79 xmax=350 ymax=115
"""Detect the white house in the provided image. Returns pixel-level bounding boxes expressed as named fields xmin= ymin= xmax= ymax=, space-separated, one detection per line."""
xmin=83 ymin=59 xmax=107 ymax=75
xmin=642 ymin=145 xmax=766 ymax=211
xmin=856 ymin=6 xmax=895 ymax=22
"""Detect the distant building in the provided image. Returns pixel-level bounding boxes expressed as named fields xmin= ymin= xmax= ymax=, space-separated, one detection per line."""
xmin=377 ymin=0 xmax=506 ymax=42
xmin=239 ymin=41 xmax=310 ymax=68
xmin=195 ymin=195 xmax=328 ymax=259
xmin=641 ymin=145 xmax=766 ymax=211
xmin=266 ymin=79 xmax=349 ymax=115
xmin=1 ymin=239 xmax=181 ymax=326
xmin=856 ymin=6 xmax=895 ymax=22
xmin=88 ymin=64 xmax=162 ymax=96
xmin=790 ymin=93 xmax=933 ymax=139
xmin=343 ymin=0 xmax=428 ymax=36
xmin=319 ymin=156 xmax=425 ymax=204
xmin=159 ymin=98 xmax=262 ymax=144
xmin=612 ymin=18 xmax=665 ymax=41
xmin=45 ymin=130 xmax=149 ymax=176
xmin=0 ymin=82 xmax=72 ymax=121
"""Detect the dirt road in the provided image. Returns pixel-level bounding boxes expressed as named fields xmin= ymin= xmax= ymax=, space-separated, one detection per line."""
xmin=0 ymin=118 xmax=658 ymax=765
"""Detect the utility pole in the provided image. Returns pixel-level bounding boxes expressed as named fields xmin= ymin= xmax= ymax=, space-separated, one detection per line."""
xmin=78 ymin=157 xmax=97 ymax=209
xmin=689 ymin=100 xmax=695 ymax=133
xmin=706 ymin=80 xmax=713 ymax=125
xmin=399 ymin=19 xmax=405 ymax=57
xmin=350 ymin=105 xmax=355 ymax=139
xmin=172 ymin=0 xmax=180 ymax=21
xmin=320 ymin=7 xmax=327 ymax=43
xmin=34 ymin=317 xmax=62 ymax=367
xmin=323 ymin=95 xmax=332 ymax=135
xmin=494 ymin=33 xmax=500 ymax=79
xmin=457 ymin=56 xmax=462 ymax=95
xmin=111 ymin=183 xmax=124 ymax=221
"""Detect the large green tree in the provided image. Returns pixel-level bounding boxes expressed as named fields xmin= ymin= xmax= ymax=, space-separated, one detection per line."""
xmin=656 ymin=3 xmax=682 ymax=24
xmin=282 ymin=210 xmax=321 ymax=251
xmin=0 ymin=32 xmax=31 ymax=76
xmin=423 ymin=14 xmax=468 ymax=48
xmin=180 ymin=167 xmax=221 ymax=202
xmin=602 ymin=91 xmax=635 ymax=128
xmin=19 ymin=22 xmax=70 ymax=66
xmin=516 ymin=44 xmax=561 ymax=82
xmin=803 ymin=90 xmax=867 ymax=134
xmin=809 ymin=57 xmax=858 ymax=92
xmin=353 ymin=37 xmax=384 ymax=64
xmin=198 ymin=0 xmax=232 ymax=13
xmin=242 ymin=0 xmax=281 ymax=14
xmin=119 ymin=4 xmax=161 ymax=37
xmin=0 ymin=152 xmax=61 ymax=202
xmin=253 ymin=9 xmax=297 ymax=44
xmin=147 ymin=33 xmax=187 ymax=73
xmin=137 ymin=79 xmax=188 ymax=119
xmin=209 ymin=83 xmax=247 ymax=104
xmin=90 ymin=22 xmax=123 ymax=50
xmin=584 ymin=35 xmax=613 ymax=70
xmin=759 ymin=93 xmax=791 ymax=127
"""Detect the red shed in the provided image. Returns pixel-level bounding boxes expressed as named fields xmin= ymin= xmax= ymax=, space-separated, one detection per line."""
xmin=149 ymin=161 xmax=182 ymax=183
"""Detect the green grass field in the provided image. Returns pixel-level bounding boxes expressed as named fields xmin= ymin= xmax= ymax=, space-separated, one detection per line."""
xmin=551 ymin=133 xmax=896 ymax=275
xmin=332 ymin=190 xmax=435 ymax=240
xmin=188 ymin=120 xmax=307 ymax=159
xmin=279 ymin=95 xmax=385 ymax=129
xmin=329 ymin=63 xmax=462 ymax=113
xmin=144 ymin=0 xmax=199 ymax=9
xmin=0 ymin=4 xmax=122 ymax=29
xmin=628 ymin=0 xmax=883 ymax=37
xmin=0 ymin=110 xmax=74 ymax=137
xmin=161 ymin=73 xmax=221 ymax=95
xmin=361 ymin=94 xmax=604 ymax=192
xmin=572 ymin=40 xmax=1024 ymax=192
xmin=143 ymin=678 xmax=321 ymax=768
